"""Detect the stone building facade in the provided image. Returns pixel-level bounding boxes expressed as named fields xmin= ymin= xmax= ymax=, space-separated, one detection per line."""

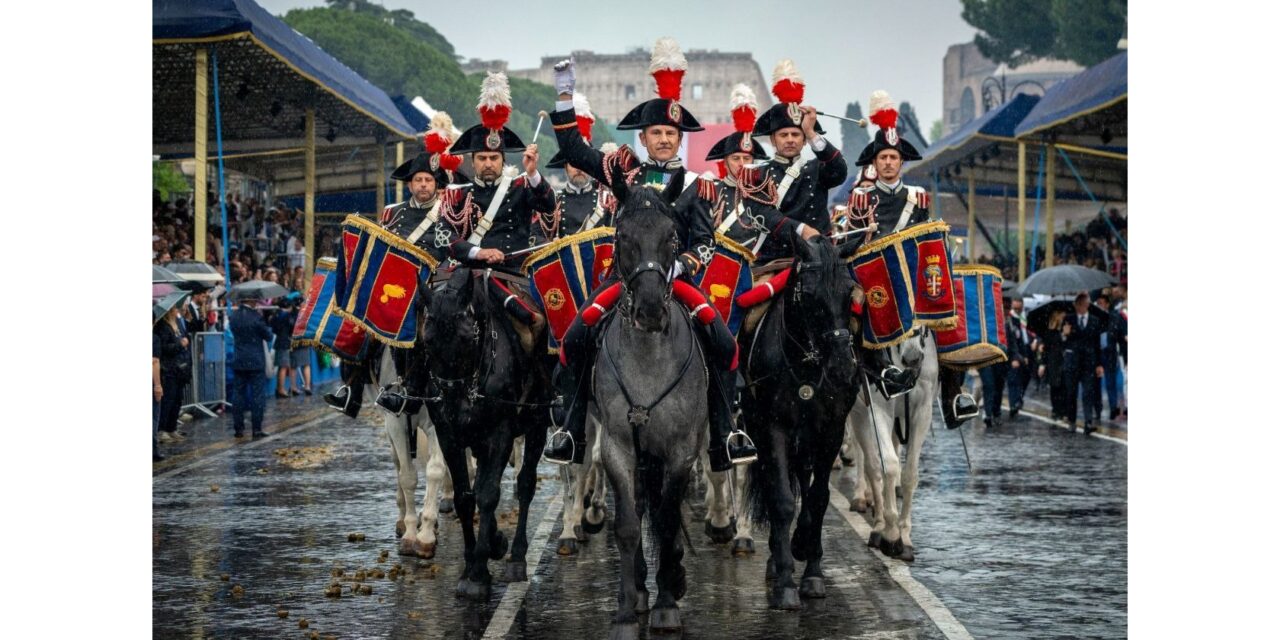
xmin=942 ymin=42 xmax=1083 ymax=137
xmin=508 ymin=48 xmax=771 ymax=125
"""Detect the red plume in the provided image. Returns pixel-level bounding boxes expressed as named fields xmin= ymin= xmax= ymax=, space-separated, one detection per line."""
xmin=869 ymin=108 xmax=898 ymax=130
xmin=714 ymin=160 xmax=727 ymax=179
xmin=575 ymin=115 xmax=594 ymax=141
xmin=439 ymin=153 xmax=462 ymax=172
xmin=653 ymin=69 xmax=684 ymax=101
xmin=424 ymin=131 xmax=450 ymax=154
xmin=771 ymin=79 xmax=804 ymax=104
xmin=478 ymin=104 xmax=511 ymax=131
xmin=731 ymin=105 xmax=756 ymax=133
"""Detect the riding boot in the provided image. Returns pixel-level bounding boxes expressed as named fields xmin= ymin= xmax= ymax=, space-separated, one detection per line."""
xmin=545 ymin=322 xmax=596 ymax=466
xmin=939 ymin=367 xmax=979 ymax=429
xmin=324 ymin=361 xmax=365 ymax=418
xmin=706 ymin=366 xmax=756 ymax=472
xmin=874 ymin=349 xmax=916 ymax=398
xmin=375 ymin=347 xmax=428 ymax=416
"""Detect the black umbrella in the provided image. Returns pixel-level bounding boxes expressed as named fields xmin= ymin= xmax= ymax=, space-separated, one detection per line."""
xmin=153 ymin=264 xmax=184 ymax=283
xmin=229 ymin=280 xmax=288 ymax=302
xmin=1026 ymin=300 xmax=1109 ymax=337
xmin=153 ymin=291 xmax=189 ymax=325
xmin=1018 ymin=265 xmax=1116 ymax=296
xmin=164 ymin=259 xmax=224 ymax=284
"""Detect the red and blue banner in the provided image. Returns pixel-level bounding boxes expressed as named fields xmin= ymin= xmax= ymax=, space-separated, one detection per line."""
xmin=292 ymin=257 xmax=370 ymax=361
xmin=522 ymin=227 xmax=615 ymax=353
xmin=693 ymin=234 xmax=755 ymax=337
xmin=936 ymin=264 xmax=1008 ymax=368
xmin=847 ymin=220 xmax=957 ymax=349
xmin=334 ymin=215 xmax=439 ymax=348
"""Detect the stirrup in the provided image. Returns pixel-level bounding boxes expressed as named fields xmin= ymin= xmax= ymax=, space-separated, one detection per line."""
xmin=953 ymin=393 xmax=980 ymax=420
xmin=726 ymin=430 xmax=758 ymax=465
xmin=375 ymin=386 xmax=408 ymax=417
xmin=878 ymin=366 xmax=913 ymax=399
xmin=543 ymin=429 xmax=575 ymax=466
xmin=324 ymin=385 xmax=352 ymax=411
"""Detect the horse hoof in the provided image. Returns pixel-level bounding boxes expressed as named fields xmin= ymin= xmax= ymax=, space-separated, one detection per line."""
xmin=769 ymin=586 xmax=802 ymax=610
xmin=868 ymin=531 xmax=883 ymax=548
xmin=438 ymin=498 xmax=454 ymax=514
xmin=731 ymin=538 xmax=755 ymax=556
xmin=851 ymin=498 xmax=868 ymax=513
xmin=878 ymin=536 xmax=904 ymax=558
xmin=582 ymin=514 xmax=605 ymax=535
xmin=649 ymin=606 xmax=682 ymax=632
xmin=415 ymin=541 xmax=436 ymax=559
xmin=635 ymin=590 xmax=650 ymax=613
xmin=573 ymin=524 xmax=587 ymax=541
xmin=899 ymin=545 xmax=916 ymax=563
xmin=504 ymin=561 xmax=527 ymax=582
xmin=490 ymin=531 xmax=509 ymax=560
xmin=800 ymin=577 xmax=827 ymax=599
xmin=704 ymin=520 xmax=735 ymax=544
xmin=456 ymin=579 xmax=489 ymax=601
xmin=398 ymin=538 xmax=417 ymax=557
xmin=608 ymin=622 xmax=639 ymax=640
xmin=557 ymin=538 xmax=579 ymax=556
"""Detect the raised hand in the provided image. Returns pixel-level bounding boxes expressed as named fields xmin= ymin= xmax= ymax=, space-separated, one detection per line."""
xmin=553 ymin=59 xmax=576 ymax=99
xmin=523 ymin=143 xmax=539 ymax=176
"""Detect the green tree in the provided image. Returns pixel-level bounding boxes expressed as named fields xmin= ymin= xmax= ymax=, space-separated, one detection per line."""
xmin=154 ymin=161 xmax=190 ymax=201
xmin=320 ymin=0 xmax=456 ymax=60
xmin=929 ymin=119 xmax=944 ymax=145
xmin=961 ymin=0 xmax=1125 ymax=68
xmin=841 ymin=102 xmax=869 ymax=159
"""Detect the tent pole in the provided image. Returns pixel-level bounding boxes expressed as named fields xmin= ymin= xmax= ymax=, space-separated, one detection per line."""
xmin=305 ymin=109 xmax=316 ymax=281
xmin=967 ymin=170 xmax=976 ymax=262
xmin=1029 ymin=147 xmax=1046 ymax=274
xmin=193 ymin=48 xmax=209 ymax=263
xmin=211 ymin=48 xmax=232 ymax=307
xmin=1017 ymin=141 xmax=1026 ymax=281
xmin=1045 ymin=146 xmax=1057 ymax=267
xmin=395 ymin=142 xmax=405 ymax=203
xmin=1056 ymin=146 xmax=1127 ymax=252
xmin=376 ymin=143 xmax=386 ymax=213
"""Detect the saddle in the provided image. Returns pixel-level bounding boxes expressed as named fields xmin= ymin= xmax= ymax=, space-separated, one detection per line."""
xmin=430 ymin=267 xmax=546 ymax=356
xmin=736 ymin=259 xmax=865 ymax=338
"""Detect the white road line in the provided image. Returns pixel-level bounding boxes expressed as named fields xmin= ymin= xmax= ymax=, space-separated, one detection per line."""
xmin=828 ymin=484 xmax=975 ymax=640
xmin=1009 ymin=404 xmax=1129 ymax=446
xmin=152 ymin=413 xmax=342 ymax=481
xmin=482 ymin=493 xmax=564 ymax=640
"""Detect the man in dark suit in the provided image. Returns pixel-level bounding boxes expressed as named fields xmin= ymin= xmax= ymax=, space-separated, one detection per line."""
xmin=229 ymin=296 xmax=275 ymax=438
xmin=1064 ymin=293 xmax=1105 ymax=434
xmin=1096 ymin=293 xmax=1127 ymax=419
xmin=1005 ymin=297 xmax=1033 ymax=419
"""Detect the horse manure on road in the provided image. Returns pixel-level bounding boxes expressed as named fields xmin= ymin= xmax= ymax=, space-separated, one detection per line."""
xmin=229 ymin=584 xmax=244 ymax=598
xmin=346 ymin=532 xmax=365 ymax=542
xmin=219 ymin=574 xmax=230 ymax=581
xmin=324 ymin=581 xmax=342 ymax=598
xmin=273 ymin=446 xmax=336 ymax=470
xmin=275 ymin=608 xmax=288 ymax=618
xmin=209 ymin=484 xmax=220 ymax=493
xmin=297 ymin=618 xmax=308 ymax=629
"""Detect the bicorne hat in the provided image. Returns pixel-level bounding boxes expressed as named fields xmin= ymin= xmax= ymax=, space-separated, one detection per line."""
xmin=752 ymin=59 xmax=824 ymax=137
xmin=706 ymin=83 xmax=769 ymax=161
xmin=391 ymin=111 xmax=470 ymax=185
xmin=450 ymin=72 xmax=527 ymax=154
xmin=855 ymin=90 xmax=922 ymax=167
xmin=616 ymin=37 xmax=703 ymax=132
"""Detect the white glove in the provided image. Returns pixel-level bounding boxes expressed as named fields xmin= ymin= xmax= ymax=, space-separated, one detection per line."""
xmin=553 ymin=59 xmax=576 ymax=95
xmin=668 ymin=261 xmax=684 ymax=281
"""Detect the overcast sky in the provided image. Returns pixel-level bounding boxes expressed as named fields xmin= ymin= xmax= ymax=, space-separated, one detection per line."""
xmin=258 ymin=0 xmax=977 ymax=136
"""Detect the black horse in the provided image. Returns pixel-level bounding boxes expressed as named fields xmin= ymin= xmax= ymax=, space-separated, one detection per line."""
xmin=421 ymin=267 xmax=550 ymax=601
xmin=744 ymin=237 xmax=861 ymax=609
xmin=593 ymin=187 xmax=708 ymax=639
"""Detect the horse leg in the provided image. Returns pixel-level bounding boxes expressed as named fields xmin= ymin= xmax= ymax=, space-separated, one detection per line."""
xmin=583 ymin=420 xmax=608 ymax=534
xmin=799 ymin=423 xmax=844 ymax=599
xmin=439 ymin=460 xmax=456 ymax=515
xmin=875 ymin=398 xmax=905 ymax=558
xmin=441 ymin=440 xmax=479 ymax=600
xmin=462 ymin=435 xmax=512 ymax=601
xmin=558 ymin=462 xmax=585 ymax=555
xmin=791 ymin=464 xmax=814 ymax=563
xmin=764 ymin=427 xmax=801 ymax=610
xmin=845 ymin=412 xmax=871 ymax=513
xmin=650 ymin=461 xmax=690 ymax=632
xmin=506 ymin=424 xmax=546 ymax=582
xmin=385 ymin=412 xmax=427 ymax=558
xmin=702 ymin=449 xmax=735 ymax=543
xmin=389 ymin=428 xmax=408 ymax=540
xmin=850 ymin=403 xmax=888 ymax=548
xmin=416 ymin=422 xmax=445 ymax=558
xmin=601 ymin=432 xmax=641 ymax=635
xmin=731 ymin=463 xmax=757 ymax=556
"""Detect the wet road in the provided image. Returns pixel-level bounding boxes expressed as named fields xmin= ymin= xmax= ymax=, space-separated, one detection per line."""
xmin=153 ymin=388 xmax=1126 ymax=639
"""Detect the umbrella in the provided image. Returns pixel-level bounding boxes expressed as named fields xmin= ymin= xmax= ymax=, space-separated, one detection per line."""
xmin=1026 ymin=300 xmax=1109 ymax=337
xmin=153 ymin=264 xmax=184 ymax=283
xmin=1018 ymin=265 xmax=1116 ymax=297
xmin=1000 ymin=279 xmax=1020 ymax=298
xmin=229 ymin=280 xmax=288 ymax=302
xmin=153 ymin=291 xmax=190 ymax=325
xmin=164 ymin=259 xmax=225 ymax=284
xmin=153 ymin=282 xmax=179 ymax=299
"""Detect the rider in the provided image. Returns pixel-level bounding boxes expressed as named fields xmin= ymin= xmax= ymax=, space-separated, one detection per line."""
xmin=323 ymin=112 xmax=468 ymax=418
xmin=541 ymin=38 xmax=756 ymax=472
xmin=374 ymin=72 xmax=554 ymax=416
xmin=846 ymin=90 xmax=979 ymax=425
xmin=536 ymin=91 xmax=618 ymax=242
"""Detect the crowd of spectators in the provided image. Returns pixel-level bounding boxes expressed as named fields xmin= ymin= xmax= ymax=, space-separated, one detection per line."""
xmin=973 ymin=208 xmax=1128 ymax=284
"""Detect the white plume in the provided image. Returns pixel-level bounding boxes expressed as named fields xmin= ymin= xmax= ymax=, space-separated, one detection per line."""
xmin=649 ymin=37 xmax=688 ymax=72
xmin=729 ymin=83 xmax=758 ymax=111
xmin=477 ymin=71 xmax=512 ymax=110
xmin=600 ymin=142 xmax=619 ymax=155
xmin=572 ymin=92 xmax=595 ymax=120
xmin=869 ymin=90 xmax=895 ymax=115
xmin=771 ymin=59 xmax=803 ymax=86
xmin=503 ymin=165 xmax=520 ymax=179
xmin=430 ymin=111 xmax=459 ymax=142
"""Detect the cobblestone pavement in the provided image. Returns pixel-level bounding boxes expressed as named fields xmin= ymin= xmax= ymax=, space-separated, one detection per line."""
xmin=153 ymin=385 xmax=1126 ymax=639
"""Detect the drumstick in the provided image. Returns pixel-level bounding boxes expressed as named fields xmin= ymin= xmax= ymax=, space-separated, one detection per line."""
xmin=816 ymin=111 xmax=867 ymax=127
xmin=505 ymin=240 xmax=554 ymax=259
xmin=532 ymin=111 xmax=548 ymax=145
xmin=828 ymin=226 xmax=876 ymax=239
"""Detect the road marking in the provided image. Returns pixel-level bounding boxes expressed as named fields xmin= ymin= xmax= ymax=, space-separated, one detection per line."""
xmin=482 ymin=492 xmax=564 ymax=640
xmin=829 ymin=483 xmax=975 ymax=640
xmin=152 ymin=411 xmax=344 ymax=481
xmin=1010 ymin=405 xmax=1129 ymax=446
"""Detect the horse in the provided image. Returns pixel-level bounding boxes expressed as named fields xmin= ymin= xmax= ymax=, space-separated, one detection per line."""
xmin=556 ymin=415 xmax=609 ymax=556
xmin=847 ymin=326 xmax=939 ymax=562
xmin=743 ymin=237 xmax=861 ymax=609
xmin=591 ymin=187 xmax=708 ymax=639
xmin=421 ymin=266 xmax=550 ymax=600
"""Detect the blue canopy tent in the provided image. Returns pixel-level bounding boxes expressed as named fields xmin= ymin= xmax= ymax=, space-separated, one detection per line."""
xmin=153 ymin=0 xmax=419 ymax=281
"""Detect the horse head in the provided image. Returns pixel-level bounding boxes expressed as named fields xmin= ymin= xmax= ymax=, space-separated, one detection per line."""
xmin=424 ymin=266 xmax=485 ymax=375
xmin=788 ymin=236 xmax=859 ymax=383
xmin=614 ymin=186 xmax=678 ymax=333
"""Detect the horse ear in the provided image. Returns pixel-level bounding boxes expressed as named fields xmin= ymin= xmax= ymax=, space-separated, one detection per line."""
xmin=835 ymin=238 xmax=861 ymax=260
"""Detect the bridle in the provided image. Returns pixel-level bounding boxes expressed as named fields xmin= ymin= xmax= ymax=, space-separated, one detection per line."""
xmin=617 ymin=231 xmax=677 ymax=324
xmin=427 ymin=275 xmax=497 ymax=404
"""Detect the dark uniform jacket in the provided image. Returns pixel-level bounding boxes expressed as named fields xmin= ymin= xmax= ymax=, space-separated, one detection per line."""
xmin=430 ymin=174 xmax=555 ymax=261
xmin=229 ymin=306 xmax=274 ymax=372
xmin=531 ymin=181 xmax=617 ymax=245
xmin=859 ymin=180 xmax=932 ymax=242
xmin=692 ymin=169 xmax=802 ymax=262
xmin=550 ymin=107 xmax=714 ymax=277
xmin=1065 ymin=312 xmax=1104 ymax=372
xmin=381 ymin=197 xmax=445 ymax=251
xmin=756 ymin=144 xmax=847 ymax=262
xmin=1006 ymin=313 xmax=1033 ymax=362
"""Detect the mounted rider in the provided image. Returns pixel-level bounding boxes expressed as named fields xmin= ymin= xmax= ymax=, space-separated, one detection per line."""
xmin=541 ymin=37 xmax=757 ymax=472
xmin=535 ymin=92 xmax=619 ymax=242
xmin=322 ymin=112 xmax=468 ymax=418
xmin=845 ymin=90 xmax=979 ymax=425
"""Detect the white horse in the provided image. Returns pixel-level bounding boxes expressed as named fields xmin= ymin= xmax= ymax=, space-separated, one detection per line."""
xmin=848 ymin=327 xmax=938 ymax=563
xmin=838 ymin=417 xmax=875 ymax=514
xmin=556 ymin=415 xmax=609 ymax=555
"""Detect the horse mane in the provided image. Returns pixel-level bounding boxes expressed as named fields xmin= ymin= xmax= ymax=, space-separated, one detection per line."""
xmin=615 ymin=187 xmax=674 ymax=237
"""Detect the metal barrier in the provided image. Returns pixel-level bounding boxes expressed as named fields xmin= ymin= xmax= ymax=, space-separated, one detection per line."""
xmin=181 ymin=331 xmax=228 ymax=417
